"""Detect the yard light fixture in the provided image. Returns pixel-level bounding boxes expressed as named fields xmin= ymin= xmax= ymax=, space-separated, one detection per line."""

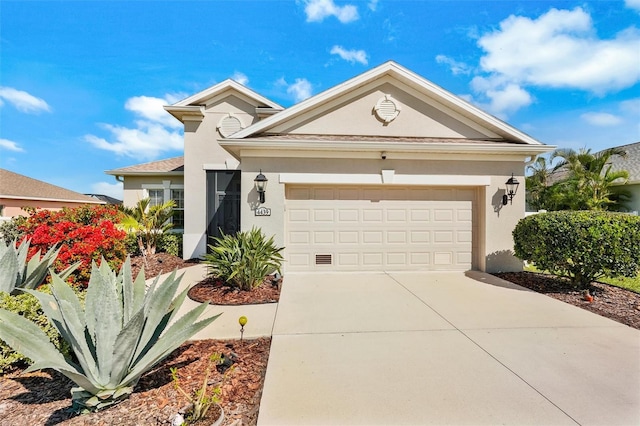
xmin=254 ymin=170 xmax=268 ymax=204
xmin=502 ymin=173 xmax=520 ymax=205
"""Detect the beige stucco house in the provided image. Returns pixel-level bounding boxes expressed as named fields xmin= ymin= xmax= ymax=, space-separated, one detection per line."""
xmin=0 ymin=168 xmax=104 ymax=219
xmin=108 ymin=62 xmax=553 ymax=273
xmin=608 ymin=141 xmax=640 ymax=214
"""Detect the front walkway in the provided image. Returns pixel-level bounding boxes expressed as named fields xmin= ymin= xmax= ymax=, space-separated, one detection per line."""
xmin=257 ymin=271 xmax=640 ymax=425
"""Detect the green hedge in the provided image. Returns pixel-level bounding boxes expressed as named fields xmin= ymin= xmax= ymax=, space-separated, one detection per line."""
xmin=513 ymin=211 xmax=640 ymax=288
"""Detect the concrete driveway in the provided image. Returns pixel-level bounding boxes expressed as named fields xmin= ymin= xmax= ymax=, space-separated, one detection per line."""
xmin=257 ymin=271 xmax=640 ymax=426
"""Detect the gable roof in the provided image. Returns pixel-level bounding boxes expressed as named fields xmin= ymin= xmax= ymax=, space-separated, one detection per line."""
xmin=607 ymin=141 xmax=640 ymax=183
xmin=164 ymin=79 xmax=283 ymax=122
xmin=232 ymin=61 xmax=542 ymax=146
xmin=0 ymin=169 xmax=104 ymax=204
xmin=105 ymin=157 xmax=184 ymax=176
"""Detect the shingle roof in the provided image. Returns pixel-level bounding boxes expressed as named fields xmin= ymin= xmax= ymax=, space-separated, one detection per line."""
xmin=607 ymin=142 xmax=640 ymax=183
xmin=105 ymin=157 xmax=184 ymax=175
xmin=0 ymin=169 xmax=104 ymax=203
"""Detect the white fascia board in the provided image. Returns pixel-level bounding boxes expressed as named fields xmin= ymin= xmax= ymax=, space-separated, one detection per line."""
xmin=172 ymin=79 xmax=282 ymax=109
xmin=220 ymin=139 xmax=555 ymax=158
xmin=163 ymin=105 xmax=204 ymax=123
xmin=279 ymin=173 xmax=491 ymax=186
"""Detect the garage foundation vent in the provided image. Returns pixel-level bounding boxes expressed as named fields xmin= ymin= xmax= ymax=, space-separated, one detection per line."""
xmin=315 ymin=254 xmax=332 ymax=265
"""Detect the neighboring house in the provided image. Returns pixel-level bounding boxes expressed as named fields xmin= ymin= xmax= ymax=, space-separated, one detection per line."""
xmin=108 ymin=61 xmax=552 ymax=273
xmin=84 ymin=193 xmax=123 ymax=205
xmin=0 ymin=168 xmax=104 ymax=219
xmin=607 ymin=141 xmax=640 ymax=214
xmin=106 ymin=156 xmax=185 ymax=228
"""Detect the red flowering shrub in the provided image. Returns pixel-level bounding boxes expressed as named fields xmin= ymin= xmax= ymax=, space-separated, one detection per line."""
xmin=19 ymin=205 xmax=127 ymax=286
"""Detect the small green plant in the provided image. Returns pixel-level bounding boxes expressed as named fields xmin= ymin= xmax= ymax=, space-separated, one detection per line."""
xmin=513 ymin=211 xmax=640 ymax=288
xmin=0 ymin=239 xmax=79 ymax=295
xmin=0 ymin=288 xmax=71 ymax=374
xmin=120 ymin=198 xmax=176 ymax=256
xmin=202 ymin=227 xmax=284 ymax=291
xmin=171 ymin=353 xmax=230 ymax=424
xmin=159 ymin=233 xmax=183 ymax=257
xmin=0 ymin=257 xmax=219 ymax=412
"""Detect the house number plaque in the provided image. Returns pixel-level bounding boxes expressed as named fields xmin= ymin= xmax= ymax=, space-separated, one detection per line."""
xmin=255 ymin=207 xmax=271 ymax=216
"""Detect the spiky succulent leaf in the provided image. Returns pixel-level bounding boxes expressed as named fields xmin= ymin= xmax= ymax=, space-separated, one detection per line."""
xmin=0 ymin=244 xmax=20 ymax=292
xmin=0 ymin=256 xmax=219 ymax=412
xmin=107 ymin=308 xmax=146 ymax=388
xmin=0 ymin=308 xmax=71 ymax=370
xmin=49 ymin=274 xmax=101 ymax=385
xmin=122 ymin=304 xmax=220 ymax=386
xmin=85 ymin=260 xmax=123 ymax=385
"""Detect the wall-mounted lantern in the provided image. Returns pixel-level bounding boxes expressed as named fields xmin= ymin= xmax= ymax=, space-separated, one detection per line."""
xmin=254 ymin=170 xmax=268 ymax=204
xmin=502 ymin=173 xmax=520 ymax=205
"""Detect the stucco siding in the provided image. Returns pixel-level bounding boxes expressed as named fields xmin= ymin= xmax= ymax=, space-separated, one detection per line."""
xmin=182 ymin=94 xmax=261 ymax=259
xmin=240 ymin=156 xmax=525 ymax=273
xmin=272 ymin=79 xmax=499 ymax=139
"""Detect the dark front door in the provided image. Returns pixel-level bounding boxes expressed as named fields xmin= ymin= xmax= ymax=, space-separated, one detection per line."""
xmin=206 ymin=170 xmax=241 ymax=248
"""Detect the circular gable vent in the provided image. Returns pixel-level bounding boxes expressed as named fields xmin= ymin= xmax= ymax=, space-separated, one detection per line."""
xmin=217 ymin=114 xmax=243 ymax=137
xmin=374 ymin=94 xmax=401 ymax=123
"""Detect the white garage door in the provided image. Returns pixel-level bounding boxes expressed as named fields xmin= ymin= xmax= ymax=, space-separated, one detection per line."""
xmin=286 ymin=186 xmax=475 ymax=271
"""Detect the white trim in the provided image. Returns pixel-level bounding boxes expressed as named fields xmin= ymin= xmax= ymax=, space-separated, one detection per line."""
xmin=172 ymin=79 xmax=282 ymax=109
xmin=279 ymin=173 xmax=490 ymax=186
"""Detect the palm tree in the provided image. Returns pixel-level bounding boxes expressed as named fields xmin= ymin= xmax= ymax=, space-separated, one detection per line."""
xmin=526 ymin=156 xmax=553 ymax=211
xmin=120 ymin=198 xmax=175 ymax=256
xmin=551 ymin=147 xmax=629 ymax=211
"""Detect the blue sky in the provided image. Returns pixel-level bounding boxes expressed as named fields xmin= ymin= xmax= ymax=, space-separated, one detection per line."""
xmin=1 ymin=0 xmax=639 ymax=200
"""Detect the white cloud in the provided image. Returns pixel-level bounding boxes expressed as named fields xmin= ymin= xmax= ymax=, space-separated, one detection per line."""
xmin=231 ymin=71 xmax=249 ymax=86
xmin=626 ymin=0 xmax=640 ymax=12
xmin=330 ymin=45 xmax=368 ymax=65
xmin=477 ymin=7 xmax=640 ymax=95
xmin=91 ymin=181 xmax=123 ymax=200
xmin=0 ymin=86 xmax=51 ymax=113
xmin=620 ymin=98 xmax=640 ymax=115
xmin=0 ymin=138 xmax=25 ymax=152
xmin=471 ymin=77 xmax=533 ymax=118
xmin=447 ymin=7 xmax=640 ymax=117
xmin=581 ymin=112 xmax=623 ymax=127
xmin=303 ymin=0 xmax=359 ymax=23
xmin=287 ymin=78 xmax=313 ymax=102
xmin=435 ymin=55 xmax=472 ymax=75
xmin=85 ymin=94 xmax=184 ymax=159
xmin=125 ymin=94 xmax=184 ymax=129
xmin=368 ymin=0 xmax=379 ymax=11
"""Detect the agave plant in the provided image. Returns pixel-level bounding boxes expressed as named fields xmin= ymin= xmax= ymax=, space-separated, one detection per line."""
xmin=203 ymin=227 xmax=284 ymax=291
xmin=0 ymin=239 xmax=78 ymax=295
xmin=0 ymin=257 xmax=219 ymax=413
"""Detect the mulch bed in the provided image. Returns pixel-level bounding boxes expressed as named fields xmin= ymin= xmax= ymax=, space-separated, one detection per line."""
xmin=188 ymin=277 xmax=281 ymax=305
xmin=495 ymin=271 xmax=640 ymax=330
xmin=0 ymin=338 xmax=270 ymax=425
xmin=0 ymin=254 xmax=274 ymax=426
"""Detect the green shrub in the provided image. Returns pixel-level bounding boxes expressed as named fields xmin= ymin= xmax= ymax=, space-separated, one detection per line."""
xmin=203 ymin=227 xmax=284 ymax=291
xmin=0 ymin=257 xmax=218 ymax=412
xmin=0 ymin=217 xmax=25 ymax=245
xmin=124 ymin=233 xmax=141 ymax=256
xmin=159 ymin=233 xmax=182 ymax=257
xmin=0 ymin=287 xmax=71 ymax=374
xmin=513 ymin=211 xmax=640 ymax=288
